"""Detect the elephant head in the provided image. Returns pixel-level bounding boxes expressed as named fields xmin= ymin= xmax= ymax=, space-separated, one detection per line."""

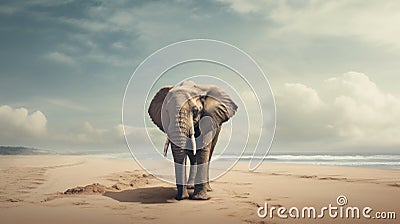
xmin=148 ymin=80 xmax=237 ymax=200
xmin=149 ymin=81 xmax=237 ymax=152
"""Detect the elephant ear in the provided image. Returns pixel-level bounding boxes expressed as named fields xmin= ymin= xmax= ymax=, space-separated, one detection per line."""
xmin=148 ymin=86 xmax=173 ymax=132
xmin=200 ymin=85 xmax=238 ymax=124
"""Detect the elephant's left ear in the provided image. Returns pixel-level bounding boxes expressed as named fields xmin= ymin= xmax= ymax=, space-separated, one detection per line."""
xmin=201 ymin=85 xmax=238 ymax=124
xmin=148 ymin=86 xmax=173 ymax=132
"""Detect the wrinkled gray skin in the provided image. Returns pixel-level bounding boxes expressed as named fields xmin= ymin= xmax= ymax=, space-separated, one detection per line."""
xmin=148 ymin=81 xmax=237 ymax=200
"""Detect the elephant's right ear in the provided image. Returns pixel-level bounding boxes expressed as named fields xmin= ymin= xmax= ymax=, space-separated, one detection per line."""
xmin=148 ymin=86 xmax=173 ymax=132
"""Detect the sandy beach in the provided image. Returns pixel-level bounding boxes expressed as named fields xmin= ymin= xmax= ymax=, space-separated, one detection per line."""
xmin=0 ymin=155 xmax=399 ymax=224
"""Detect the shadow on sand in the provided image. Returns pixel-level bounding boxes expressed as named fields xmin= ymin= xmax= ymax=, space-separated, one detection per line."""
xmin=103 ymin=186 xmax=176 ymax=204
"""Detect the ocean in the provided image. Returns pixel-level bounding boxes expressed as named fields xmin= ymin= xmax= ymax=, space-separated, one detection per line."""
xmin=221 ymin=153 xmax=400 ymax=169
xmin=92 ymin=152 xmax=400 ymax=170
xmin=3 ymin=146 xmax=397 ymax=169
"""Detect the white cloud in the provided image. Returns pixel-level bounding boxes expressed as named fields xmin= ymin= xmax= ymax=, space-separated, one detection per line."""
xmin=276 ymin=82 xmax=333 ymax=143
xmin=281 ymin=83 xmax=324 ymax=112
xmin=57 ymin=122 xmax=163 ymax=150
xmin=0 ymin=105 xmax=47 ymax=141
xmin=61 ymin=17 xmax=111 ymax=32
xmin=59 ymin=123 xmax=166 ymax=150
xmin=221 ymin=0 xmax=400 ymax=49
xmin=124 ymin=125 xmax=165 ymax=146
xmin=323 ymin=72 xmax=400 ymax=142
xmin=217 ymin=0 xmax=262 ymax=14
xmin=60 ymin=121 xmax=124 ymax=146
xmin=272 ymin=1 xmax=400 ymax=48
xmin=0 ymin=5 xmax=18 ymax=15
xmin=43 ymin=98 xmax=89 ymax=112
xmin=0 ymin=104 xmax=133 ymax=150
xmin=109 ymin=11 xmax=136 ymax=27
xmin=59 ymin=6 xmax=137 ymax=33
xmin=44 ymin=51 xmax=75 ymax=65
xmin=276 ymin=72 xmax=400 ymax=150
xmin=111 ymin=41 xmax=126 ymax=50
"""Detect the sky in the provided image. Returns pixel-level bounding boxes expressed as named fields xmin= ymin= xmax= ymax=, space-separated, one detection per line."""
xmin=0 ymin=0 xmax=400 ymax=154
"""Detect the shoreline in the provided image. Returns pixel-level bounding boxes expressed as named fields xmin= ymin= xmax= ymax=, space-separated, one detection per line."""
xmin=1 ymin=153 xmax=399 ymax=170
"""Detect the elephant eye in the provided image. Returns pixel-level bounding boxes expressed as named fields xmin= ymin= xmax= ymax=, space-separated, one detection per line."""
xmin=192 ymin=106 xmax=199 ymax=117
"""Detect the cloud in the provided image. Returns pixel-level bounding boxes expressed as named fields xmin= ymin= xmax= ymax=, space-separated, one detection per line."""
xmin=0 ymin=104 xmax=138 ymax=150
xmin=274 ymin=1 xmax=400 ymax=48
xmin=323 ymin=72 xmax=400 ymax=143
xmin=0 ymin=104 xmax=124 ymax=150
xmin=59 ymin=121 xmax=125 ymax=147
xmin=59 ymin=122 xmax=166 ymax=151
xmin=60 ymin=17 xmax=111 ymax=33
xmin=0 ymin=105 xmax=47 ymax=141
xmin=276 ymin=82 xmax=333 ymax=144
xmin=0 ymin=5 xmax=18 ymax=15
xmin=124 ymin=125 xmax=165 ymax=147
xmin=220 ymin=0 xmax=400 ymax=49
xmin=108 ymin=11 xmax=136 ymax=27
xmin=43 ymin=51 xmax=75 ymax=65
xmin=276 ymin=72 xmax=400 ymax=151
xmin=43 ymin=98 xmax=89 ymax=112
xmin=217 ymin=0 xmax=263 ymax=14
xmin=280 ymin=83 xmax=324 ymax=112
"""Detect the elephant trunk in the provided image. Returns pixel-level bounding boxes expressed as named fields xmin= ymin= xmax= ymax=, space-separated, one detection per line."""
xmin=167 ymin=108 xmax=196 ymax=152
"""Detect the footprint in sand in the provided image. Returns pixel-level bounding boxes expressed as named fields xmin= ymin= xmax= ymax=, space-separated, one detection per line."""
xmin=319 ymin=177 xmax=347 ymax=181
xmin=233 ymin=195 xmax=249 ymax=199
xmin=216 ymin=207 xmax=228 ymax=210
xmin=6 ymin=198 xmax=23 ymax=203
xmin=72 ymin=201 xmax=90 ymax=206
xmin=300 ymin=175 xmax=318 ymax=179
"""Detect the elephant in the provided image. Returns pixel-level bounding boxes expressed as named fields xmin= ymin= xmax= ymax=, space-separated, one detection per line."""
xmin=148 ymin=81 xmax=237 ymax=200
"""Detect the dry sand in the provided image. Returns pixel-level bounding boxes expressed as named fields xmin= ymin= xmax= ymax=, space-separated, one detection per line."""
xmin=0 ymin=155 xmax=399 ymax=224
